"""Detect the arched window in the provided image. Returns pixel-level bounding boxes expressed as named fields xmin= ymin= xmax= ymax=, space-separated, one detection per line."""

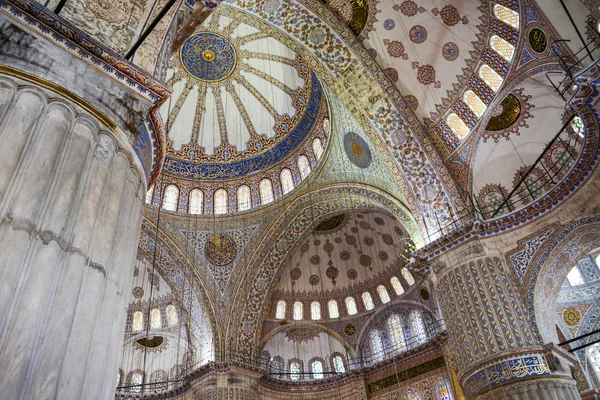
xmin=298 ymin=155 xmax=311 ymax=180
xmin=260 ymin=179 xmax=274 ymax=205
xmin=166 ymin=305 xmax=178 ymax=326
xmin=479 ymin=64 xmax=503 ymax=92
xmin=151 ymin=308 xmax=161 ymax=329
xmin=151 ymin=370 xmax=168 ymax=391
xmin=370 ymin=329 xmax=384 ymax=361
xmin=566 ymin=266 xmax=585 ymax=286
xmin=132 ymin=311 xmax=143 ymax=332
xmin=490 ymin=35 xmax=515 ymax=62
xmin=410 ymin=311 xmax=426 ymax=344
xmin=162 ymin=185 xmax=179 ymax=211
xmin=311 ymin=301 xmax=321 ymax=320
xmin=290 ymin=361 xmax=301 ymax=381
xmin=446 ymin=113 xmax=470 ymax=139
xmin=214 ymin=189 xmax=228 ymax=214
xmin=403 ymin=389 xmax=422 ymax=400
xmin=189 ymin=189 xmax=203 ymax=214
xmin=595 ymin=253 xmax=600 ymax=269
xmin=362 ymin=292 xmax=375 ymax=310
xmin=237 ymin=185 xmax=251 ymax=212
xmin=493 ymin=4 xmax=519 ymax=29
xmin=328 ymin=300 xmax=339 ymax=319
xmin=435 ymin=379 xmax=454 ymax=400
xmin=117 ymin=370 xmax=121 ymax=386
xmin=391 ymin=276 xmax=405 ymax=295
xmin=131 ymin=373 xmax=143 ymax=393
xmin=293 ymin=301 xmax=303 ymax=320
xmin=313 ymin=138 xmax=324 ymax=160
xmin=333 ymin=355 xmax=345 ymax=374
xmin=402 ymin=268 xmax=415 ymax=285
xmin=311 ymin=360 xmax=324 ymax=379
xmin=271 ymin=356 xmax=284 ymax=374
xmin=146 ymin=186 xmax=154 ymax=205
xmin=589 ymin=343 xmax=600 ymax=380
xmin=275 ymin=300 xmax=286 ymax=320
xmin=345 ymin=296 xmax=358 ymax=315
xmin=572 ymin=116 xmax=585 ymax=138
xmin=280 ymin=169 xmax=294 ymax=195
xmin=388 ymin=314 xmax=406 ymax=351
xmin=463 ymin=90 xmax=487 ymax=118
xmin=377 ymin=285 xmax=391 ymax=304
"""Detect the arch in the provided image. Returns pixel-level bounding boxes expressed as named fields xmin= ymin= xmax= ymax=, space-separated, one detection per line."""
xmin=493 ymin=4 xmax=519 ymax=29
xmin=214 ymin=189 xmax=228 ymax=214
xmin=402 ymin=268 xmax=415 ymax=286
xmin=331 ymin=353 xmax=346 ymax=374
xmin=446 ymin=113 xmax=470 ymax=139
xmin=260 ymin=178 xmax=274 ymax=205
xmin=132 ymin=311 xmax=143 ymax=332
xmin=328 ymin=300 xmax=339 ymax=319
xmin=275 ymin=300 xmax=286 ymax=320
xmin=280 ymin=168 xmax=294 ymax=195
xmin=370 ymin=329 xmax=384 ymax=362
xmin=463 ymin=90 xmax=487 ymax=118
xmin=410 ymin=310 xmax=426 ymax=344
xmin=289 ymin=359 xmax=302 ymax=381
xmin=478 ymin=64 xmax=503 ymax=92
xmin=150 ymin=308 xmax=161 ymax=329
xmin=271 ymin=356 xmax=284 ymax=374
xmin=166 ymin=304 xmax=178 ymax=326
xmin=188 ymin=189 xmax=203 ymax=214
xmin=162 ymin=185 xmax=179 ymax=211
xmin=377 ymin=285 xmax=391 ymax=303
xmin=309 ymin=357 xmax=325 ymax=379
xmin=435 ymin=378 xmax=454 ymax=400
xmin=293 ymin=301 xmax=303 ymax=320
xmin=237 ymin=185 xmax=251 ymax=212
xmin=298 ymin=155 xmax=311 ymax=179
xmin=391 ymin=276 xmax=405 ymax=295
xmin=362 ymin=292 xmax=375 ymax=310
xmin=345 ymin=296 xmax=357 ymax=315
xmin=387 ymin=313 xmax=406 ymax=351
xmin=311 ymin=301 xmax=321 ymax=320
xmin=312 ymin=138 xmax=324 ymax=160
xmin=490 ymin=35 xmax=515 ymax=62
xmin=403 ymin=389 xmax=422 ymax=400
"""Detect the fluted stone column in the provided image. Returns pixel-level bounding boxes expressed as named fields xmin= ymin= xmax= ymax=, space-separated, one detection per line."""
xmin=431 ymin=242 xmax=580 ymax=400
xmin=0 ymin=73 xmax=145 ymax=399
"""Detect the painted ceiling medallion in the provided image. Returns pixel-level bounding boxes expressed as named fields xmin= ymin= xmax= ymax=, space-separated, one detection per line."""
xmin=205 ymin=234 xmax=237 ymax=266
xmin=180 ymin=32 xmax=237 ymax=82
xmin=563 ymin=307 xmax=581 ymax=326
xmin=344 ymin=132 xmax=372 ymax=168
xmin=484 ymin=89 xmax=534 ymax=142
xmin=314 ymin=214 xmax=346 ymax=232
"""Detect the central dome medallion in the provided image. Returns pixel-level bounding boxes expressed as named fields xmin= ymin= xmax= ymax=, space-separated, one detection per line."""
xmin=180 ymin=32 xmax=237 ymax=82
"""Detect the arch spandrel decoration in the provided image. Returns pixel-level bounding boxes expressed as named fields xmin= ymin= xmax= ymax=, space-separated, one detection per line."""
xmin=226 ymin=184 xmax=419 ymax=354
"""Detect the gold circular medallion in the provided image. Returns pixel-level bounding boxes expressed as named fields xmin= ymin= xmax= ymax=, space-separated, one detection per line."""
xmin=563 ymin=307 xmax=581 ymax=326
xmin=344 ymin=324 xmax=356 ymax=336
xmin=202 ymin=49 xmax=216 ymax=62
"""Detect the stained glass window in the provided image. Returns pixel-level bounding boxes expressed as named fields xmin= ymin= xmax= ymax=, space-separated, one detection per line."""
xmin=271 ymin=356 xmax=283 ymax=374
xmin=479 ymin=64 xmax=503 ymax=92
xmin=276 ymin=300 xmax=286 ymax=319
xmin=166 ymin=305 xmax=178 ymax=325
xmin=260 ymin=179 xmax=274 ymax=205
xmin=402 ymin=268 xmax=415 ymax=285
xmin=333 ymin=355 xmax=345 ymax=373
xmin=290 ymin=362 xmax=301 ymax=381
xmin=151 ymin=308 xmax=161 ymax=329
xmin=362 ymin=292 xmax=375 ymax=310
xmin=595 ymin=254 xmax=600 ymax=270
xmin=572 ymin=115 xmax=585 ymax=138
xmin=589 ymin=343 xmax=600 ymax=380
xmin=280 ymin=169 xmax=294 ymax=195
xmin=435 ymin=379 xmax=454 ymax=400
xmin=345 ymin=297 xmax=358 ymax=315
xmin=493 ymin=4 xmax=519 ymax=29
xmin=391 ymin=276 xmax=405 ymax=295
xmin=313 ymin=138 xmax=324 ymax=160
xmin=132 ymin=311 xmax=143 ymax=332
xmin=311 ymin=301 xmax=321 ymax=320
xmin=388 ymin=314 xmax=406 ymax=351
xmin=312 ymin=360 xmax=324 ymax=379
xmin=328 ymin=300 xmax=339 ymax=319
xmin=237 ymin=185 xmax=251 ymax=212
xmin=463 ymin=90 xmax=487 ymax=118
xmin=377 ymin=285 xmax=391 ymax=304
xmin=567 ymin=266 xmax=585 ymax=286
xmin=162 ymin=185 xmax=179 ymax=211
xmin=131 ymin=373 xmax=143 ymax=393
xmin=403 ymin=389 xmax=422 ymax=400
xmin=410 ymin=311 xmax=427 ymax=344
xmin=214 ymin=189 xmax=228 ymax=214
xmin=293 ymin=301 xmax=303 ymax=320
xmin=189 ymin=189 xmax=203 ymax=214
xmin=146 ymin=186 xmax=154 ymax=205
xmin=298 ymin=155 xmax=311 ymax=179
xmin=370 ymin=329 xmax=384 ymax=361
xmin=446 ymin=113 xmax=470 ymax=139
xmin=490 ymin=35 xmax=515 ymax=62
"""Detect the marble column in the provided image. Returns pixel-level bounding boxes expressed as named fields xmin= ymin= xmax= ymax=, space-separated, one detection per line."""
xmin=0 ymin=73 xmax=145 ymax=400
xmin=431 ymin=242 xmax=580 ymax=400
